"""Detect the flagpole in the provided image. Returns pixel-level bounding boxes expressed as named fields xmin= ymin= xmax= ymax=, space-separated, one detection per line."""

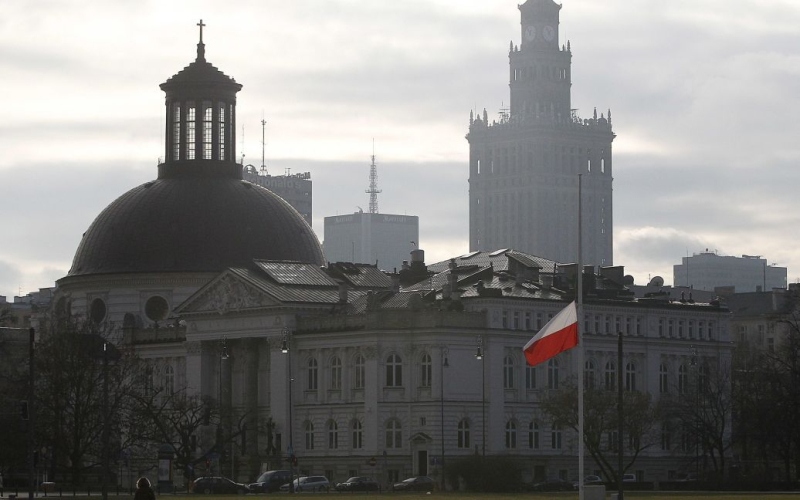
xmin=577 ymin=173 xmax=585 ymax=500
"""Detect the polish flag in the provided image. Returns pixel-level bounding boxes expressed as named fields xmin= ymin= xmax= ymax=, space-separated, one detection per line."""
xmin=523 ymin=301 xmax=579 ymax=366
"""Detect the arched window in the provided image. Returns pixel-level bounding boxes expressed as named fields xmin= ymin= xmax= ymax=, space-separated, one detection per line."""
xmin=525 ymin=366 xmax=536 ymax=389
xmin=659 ymin=364 xmax=669 ymax=394
xmin=584 ymin=360 xmax=595 ymax=389
xmin=330 ymin=356 xmax=342 ymax=390
xmin=354 ymin=355 xmax=365 ymax=389
xmin=503 ymin=355 xmax=515 ymax=389
xmin=457 ymin=419 xmax=470 ymax=449
xmin=327 ymin=420 xmax=338 ymax=449
xmin=699 ymin=362 xmax=709 ymax=393
xmin=386 ymin=420 xmax=402 ymax=449
xmin=304 ymin=421 xmax=314 ymax=450
xmin=386 ymin=354 xmax=403 ymax=387
xmin=551 ymin=423 xmax=562 ymax=449
xmin=351 ymin=420 xmax=363 ymax=449
xmin=625 ymin=362 xmax=637 ymax=391
xmin=678 ymin=364 xmax=689 ymax=394
xmin=307 ymin=358 xmax=318 ymax=391
xmin=528 ymin=421 xmax=540 ymax=449
xmin=164 ymin=364 xmax=175 ymax=396
xmin=604 ymin=361 xmax=616 ymax=391
xmin=505 ymin=421 xmax=517 ymax=449
xmin=548 ymin=359 xmax=559 ymax=390
xmin=420 ymin=353 xmax=432 ymax=388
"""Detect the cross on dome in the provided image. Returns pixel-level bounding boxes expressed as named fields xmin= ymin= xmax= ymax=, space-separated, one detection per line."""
xmin=197 ymin=19 xmax=205 ymax=43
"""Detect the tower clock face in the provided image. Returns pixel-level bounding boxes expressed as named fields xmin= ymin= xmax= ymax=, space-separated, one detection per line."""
xmin=524 ymin=25 xmax=536 ymax=41
xmin=543 ymin=25 xmax=555 ymax=42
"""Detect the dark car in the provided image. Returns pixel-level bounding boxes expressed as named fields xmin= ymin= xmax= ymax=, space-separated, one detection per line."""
xmin=392 ymin=476 xmax=434 ymax=492
xmin=529 ymin=479 xmax=575 ymax=492
xmin=248 ymin=470 xmax=293 ymax=493
xmin=191 ymin=477 xmax=250 ymax=494
xmin=334 ymin=477 xmax=379 ymax=492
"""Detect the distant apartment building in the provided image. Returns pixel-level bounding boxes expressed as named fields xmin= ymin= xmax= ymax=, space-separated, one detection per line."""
xmin=323 ymin=211 xmax=419 ymax=271
xmin=673 ymin=251 xmax=787 ymax=292
xmin=243 ymin=169 xmax=312 ymax=225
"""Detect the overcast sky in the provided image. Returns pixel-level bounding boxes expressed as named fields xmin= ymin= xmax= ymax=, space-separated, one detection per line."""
xmin=2 ymin=0 xmax=800 ymax=301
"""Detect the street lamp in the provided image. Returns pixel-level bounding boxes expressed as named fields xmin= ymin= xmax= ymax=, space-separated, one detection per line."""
xmin=439 ymin=346 xmax=449 ymax=491
xmin=475 ymin=335 xmax=485 ymax=457
xmin=281 ymin=328 xmax=295 ymax=494
xmin=219 ymin=337 xmax=230 ymax=478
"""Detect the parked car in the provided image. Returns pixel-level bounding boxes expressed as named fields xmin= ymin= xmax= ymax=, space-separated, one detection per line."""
xmin=248 ymin=470 xmax=293 ymax=493
xmin=279 ymin=476 xmax=330 ymax=492
xmin=392 ymin=476 xmax=434 ymax=492
xmin=529 ymin=479 xmax=575 ymax=492
xmin=623 ymin=474 xmax=636 ymax=482
xmin=334 ymin=477 xmax=379 ymax=492
xmin=191 ymin=477 xmax=250 ymax=494
xmin=572 ymin=475 xmax=604 ymax=489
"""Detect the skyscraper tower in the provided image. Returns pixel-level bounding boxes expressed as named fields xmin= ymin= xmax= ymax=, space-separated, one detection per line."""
xmin=467 ymin=0 xmax=615 ymax=267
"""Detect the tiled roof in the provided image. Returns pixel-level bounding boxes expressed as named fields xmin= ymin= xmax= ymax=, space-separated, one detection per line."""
xmin=255 ymin=261 xmax=337 ymax=286
xmin=327 ymin=263 xmax=394 ymax=289
xmin=426 ymin=249 xmax=559 ymax=274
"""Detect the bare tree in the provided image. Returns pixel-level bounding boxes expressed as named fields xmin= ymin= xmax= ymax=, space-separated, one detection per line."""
xmin=34 ymin=316 xmax=139 ymax=484
xmin=541 ymin=384 xmax=661 ymax=482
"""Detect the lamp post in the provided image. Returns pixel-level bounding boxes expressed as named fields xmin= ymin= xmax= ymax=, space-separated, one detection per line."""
xmin=219 ymin=338 xmax=230 ymax=478
xmin=281 ymin=328 xmax=295 ymax=494
xmin=475 ymin=336 xmax=485 ymax=457
xmin=102 ymin=342 xmax=109 ymax=500
xmin=439 ymin=346 xmax=449 ymax=491
xmin=690 ymin=345 xmax=699 ymax=480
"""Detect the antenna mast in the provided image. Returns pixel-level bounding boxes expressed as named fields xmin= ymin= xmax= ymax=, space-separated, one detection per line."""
xmin=366 ymin=139 xmax=382 ymax=214
xmin=260 ymin=115 xmax=268 ymax=175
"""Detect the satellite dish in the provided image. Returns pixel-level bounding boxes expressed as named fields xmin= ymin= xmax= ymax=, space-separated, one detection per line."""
xmin=648 ymin=276 xmax=664 ymax=287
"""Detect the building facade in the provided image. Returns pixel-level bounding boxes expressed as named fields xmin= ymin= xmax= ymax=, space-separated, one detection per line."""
xmin=323 ymin=212 xmax=419 ymax=271
xmin=673 ymin=251 xmax=787 ymax=293
xmin=468 ymin=0 xmax=614 ymax=267
xmin=243 ymin=169 xmax=312 ymax=226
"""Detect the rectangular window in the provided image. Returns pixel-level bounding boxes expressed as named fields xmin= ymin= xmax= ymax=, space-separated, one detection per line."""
xmin=219 ymin=104 xmax=226 ymax=160
xmin=172 ymin=103 xmax=181 ymax=160
xmin=536 ymin=313 xmax=543 ymax=330
xmin=513 ymin=312 xmax=520 ymax=330
xmin=185 ymin=102 xmax=196 ymax=160
xmin=525 ymin=312 xmax=531 ymax=330
xmin=525 ymin=366 xmax=536 ymax=390
xmin=202 ymin=101 xmax=213 ymax=159
xmin=502 ymin=311 xmax=508 ymax=328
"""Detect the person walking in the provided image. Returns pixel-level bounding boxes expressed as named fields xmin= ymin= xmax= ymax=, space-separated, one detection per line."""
xmin=134 ymin=478 xmax=155 ymax=500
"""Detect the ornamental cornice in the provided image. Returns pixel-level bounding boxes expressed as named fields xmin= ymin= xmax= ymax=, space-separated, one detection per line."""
xmin=56 ymin=272 xmax=215 ymax=291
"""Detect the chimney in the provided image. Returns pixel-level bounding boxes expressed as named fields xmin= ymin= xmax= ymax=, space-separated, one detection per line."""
xmin=390 ymin=274 xmax=400 ymax=293
xmin=338 ymin=282 xmax=348 ymax=304
xmin=448 ymin=258 xmax=458 ymax=293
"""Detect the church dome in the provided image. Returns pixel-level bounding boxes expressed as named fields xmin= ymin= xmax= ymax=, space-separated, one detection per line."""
xmin=68 ymin=24 xmax=324 ymax=277
xmin=68 ymin=177 xmax=324 ymax=276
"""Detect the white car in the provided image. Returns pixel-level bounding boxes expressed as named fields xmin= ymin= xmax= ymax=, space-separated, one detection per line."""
xmin=280 ymin=476 xmax=330 ymax=492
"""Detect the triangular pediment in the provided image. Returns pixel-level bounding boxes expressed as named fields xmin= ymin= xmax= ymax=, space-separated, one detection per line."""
xmin=409 ymin=432 xmax=433 ymax=444
xmin=177 ymin=269 xmax=280 ymax=316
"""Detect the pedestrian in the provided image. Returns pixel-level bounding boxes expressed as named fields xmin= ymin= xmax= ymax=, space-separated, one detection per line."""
xmin=134 ymin=477 xmax=155 ymax=500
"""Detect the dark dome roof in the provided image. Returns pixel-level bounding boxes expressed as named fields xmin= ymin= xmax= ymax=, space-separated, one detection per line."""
xmin=68 ymin=177 xmax=324 ymax=276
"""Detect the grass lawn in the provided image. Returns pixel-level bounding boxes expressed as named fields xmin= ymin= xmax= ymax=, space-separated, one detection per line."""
xmin=36 ymin=494 xmax=800 ymax=500
xmin=128 ymin=493 xmax=800 ymax=500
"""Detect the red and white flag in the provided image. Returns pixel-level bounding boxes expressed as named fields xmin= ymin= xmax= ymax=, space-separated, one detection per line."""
xmin=523 ymin=301 xmax=579 ymax=367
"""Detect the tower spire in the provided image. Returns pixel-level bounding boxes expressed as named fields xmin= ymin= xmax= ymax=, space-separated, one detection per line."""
xmin=366 ymin=140 xmax=382 ymax=214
